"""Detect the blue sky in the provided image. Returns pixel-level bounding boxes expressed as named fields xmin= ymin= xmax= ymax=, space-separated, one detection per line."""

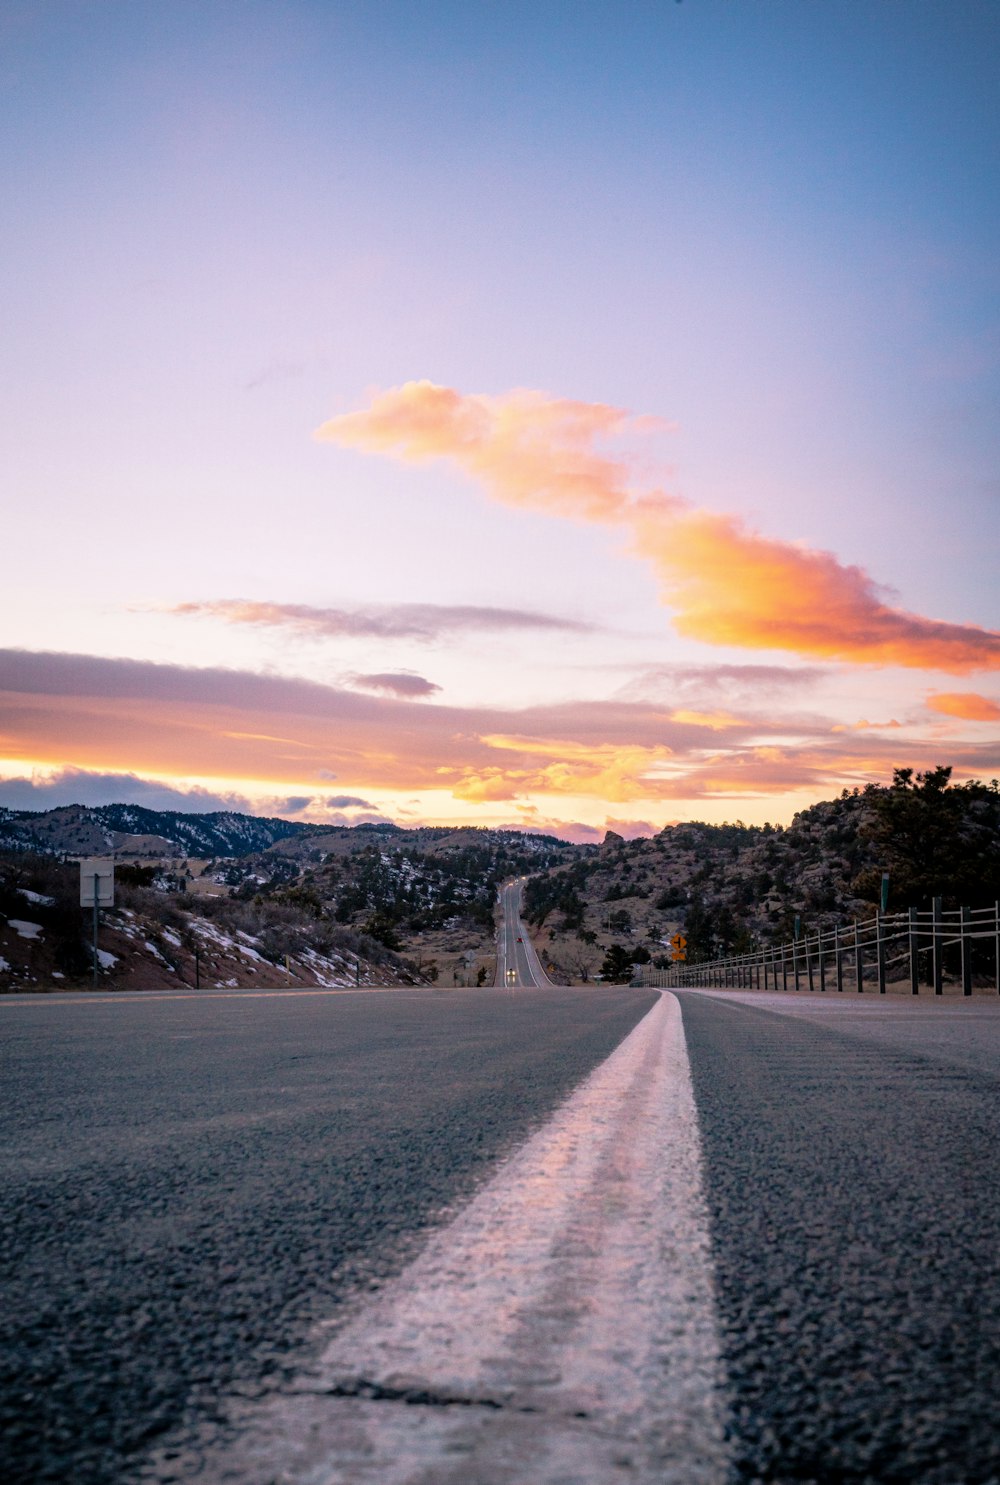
xmin=2 ymin=0 xmax=998 ymax=835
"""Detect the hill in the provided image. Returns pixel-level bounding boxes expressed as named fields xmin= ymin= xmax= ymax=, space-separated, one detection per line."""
xmin=521 ymin=769 xmax=1000 ymax=983
xmin=4 ymin=769 xmax=997 ymax=990
xmin=0 ymin=851 xmax=419 ymax=991
xmin=0 ymin=812 xmax=581 ymax=991
xmin=0 ymin=803 xmax=310 ymax=859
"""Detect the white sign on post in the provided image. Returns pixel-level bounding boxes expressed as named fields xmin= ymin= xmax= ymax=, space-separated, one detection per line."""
xmin=80 ymin=858 xmax=115 ymax=907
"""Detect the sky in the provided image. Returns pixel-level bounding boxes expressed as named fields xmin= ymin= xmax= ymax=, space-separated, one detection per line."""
xmin=2 ymin=0 xmax=999 ymax=842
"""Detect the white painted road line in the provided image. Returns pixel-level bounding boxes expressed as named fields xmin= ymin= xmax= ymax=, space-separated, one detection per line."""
xmin=184 ymin=992 xmax=732 ymax=1485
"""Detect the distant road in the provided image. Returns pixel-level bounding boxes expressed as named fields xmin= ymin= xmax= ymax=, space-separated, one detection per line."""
xmin=495 ymin=877 xmax=551 ymax=987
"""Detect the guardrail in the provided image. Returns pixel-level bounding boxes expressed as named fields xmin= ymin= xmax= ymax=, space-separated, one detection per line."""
xmin=634 ymin=900 xmax=1000 ymax=996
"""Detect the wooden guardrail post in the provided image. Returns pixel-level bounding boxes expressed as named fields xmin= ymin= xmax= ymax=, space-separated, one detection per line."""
xmin=961 ymin=905 xmax=972 ymax=996
xmin=876 ymin=911 xmax=887 ymax=994
xmin=909 ymin=906 xmax=920 ymax=995
xmin=932 ymin=896 xmax=943 ymax=995
xmin=854 ymin=919 xmax=864 ymax=993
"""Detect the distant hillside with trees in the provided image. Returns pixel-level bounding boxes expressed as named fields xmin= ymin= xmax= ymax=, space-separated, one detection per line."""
xmin=521 ymin=768 xmax=1000 ymax=982
xmin=3 ymin=768 xmax=997 ymax=989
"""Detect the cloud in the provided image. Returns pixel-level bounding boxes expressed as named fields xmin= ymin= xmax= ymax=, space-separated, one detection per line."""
xmin=0 ymin=766 xmax=254 ymax=814
xmin=926 ymin=692 xmax=1000 ymax=722
xmin=258 ymin=793 xmax=383 ymax=824
xmin=348 ymin=672 xmax=441 ymax=698
xmin=635 ymin=507 xmax=1000 ymax=673
xmin=615 ymin=662 xmax=828 ymax=706
xmin=318 ymin=382 xmax=1000 ymax=673
xmin=170 ymin=598 xmax=593 ymax=641
xmin=0 ymin=648 xmax=770 ymax=806
xmin=317 ymin=379 xmax=672 ymax=523
xmin=3 ymin=648 xmax=997 ymax=809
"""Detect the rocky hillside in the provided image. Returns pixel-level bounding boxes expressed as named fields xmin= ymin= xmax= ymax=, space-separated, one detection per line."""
xmin=0 ymin=821 xmax=580 ymax=991
xmin=0 ymin=852 xmax=419 ymax=992
xmin=230 ymin=825 xmax=580 ymax=987
xmin=521 ymin=770 xmax=1000 ymax=982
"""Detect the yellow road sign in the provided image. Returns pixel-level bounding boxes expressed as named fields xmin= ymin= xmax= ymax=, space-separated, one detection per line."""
xmin=669 ymin=932 xmax=687 ymax=950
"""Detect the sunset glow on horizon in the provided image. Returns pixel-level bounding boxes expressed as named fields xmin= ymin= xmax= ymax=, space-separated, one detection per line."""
xmin=3 ymin=2 xmax=998 ymax=838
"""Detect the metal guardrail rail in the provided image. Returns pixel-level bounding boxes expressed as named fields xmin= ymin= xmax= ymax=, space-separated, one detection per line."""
xmin=635 ymin=900 xmax=1000 ymax=995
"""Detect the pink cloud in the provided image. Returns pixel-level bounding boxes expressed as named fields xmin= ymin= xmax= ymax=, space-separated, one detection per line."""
xmin=170 ymin=598 xmax=592 ymax=639
xmin=348 ymin=672 xmax=441 ymax=698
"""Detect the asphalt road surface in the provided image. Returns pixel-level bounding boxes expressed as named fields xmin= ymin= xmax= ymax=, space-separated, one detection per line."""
xmin=3 ymin=984 xmax=998 ymax=1484
xmin=495 ymin=878 xmax=551 ymax=987
xmin=0 ymin=984 xmax=654 ymax=1485
xmin=679 ymin=990 xmax=1000 ymax=1485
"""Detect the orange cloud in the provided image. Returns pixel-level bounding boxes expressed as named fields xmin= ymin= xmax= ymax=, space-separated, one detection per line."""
xmin=926 ymin=692 xmax=1000 ymax=721
xmin=317 ymin=380 xmax=675 ymax=524
xmin=635 ymin=508 xmax=1000 ymax=672
xmin=455 ymin=738 xmax=675 ymax=803
xmin=318 ymin=382 xmax=1000 ymax=673
xmin=668 ymin=708 xmax=742 ymax=731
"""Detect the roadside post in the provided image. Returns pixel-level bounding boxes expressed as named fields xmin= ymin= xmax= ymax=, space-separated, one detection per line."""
xmin=793 ymin=916 xmax=801 ymax=992
xmin=80 ymin=858 xmax=114 ymax=987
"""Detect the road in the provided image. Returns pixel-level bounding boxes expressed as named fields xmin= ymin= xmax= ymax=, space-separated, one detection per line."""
xmin=495 ymin=877 xmax=552 ymax=987
xmin=0 ymin=982 xmax=653 ymax=1485
xmin=678 ymin=989 xmax=1000 ymax=1485
xmin=3 ymin=971 xmax=999 ymax=1483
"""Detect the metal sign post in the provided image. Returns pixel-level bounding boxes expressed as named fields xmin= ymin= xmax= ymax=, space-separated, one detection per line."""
xmin=80 ymin=859 xmax=114 ymax=986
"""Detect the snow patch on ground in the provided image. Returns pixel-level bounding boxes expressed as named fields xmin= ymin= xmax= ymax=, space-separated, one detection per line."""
xmin=8 ymin=920 xmax=43 ymax=939
xmin=97 ymin=950 xmax=118 ymax=968
xmin=143 ymin=940 xmax=174 ymax=969
xmin=17 ymin=889 xmax=55 ymax=906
